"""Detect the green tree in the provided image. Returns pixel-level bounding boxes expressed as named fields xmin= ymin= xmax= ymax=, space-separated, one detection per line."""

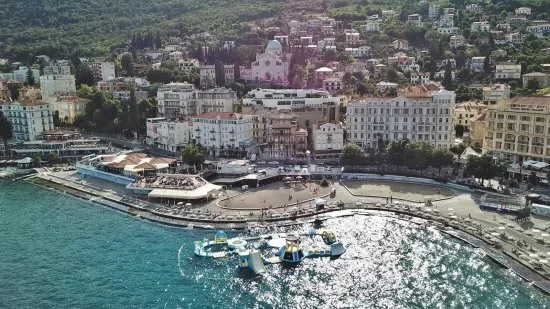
xmin=483 ymin=56 xmax=491 ymax=76
xmin=25 ymin=69 xmax=35 ymax=86
xmin=465 ymin=154 xmax=508 ymax=186
xmin=404 ymin=141 xmax=434 ymax=174
xmin=431 ymin=148 xmax=454 ymax=176
xmin=8 ymin=84 xmax=20 ymax=100
xmin=32 ymin=155 xmax=41 ymax=166
xmin=340 ymin=144 xmax=365 ymax=166
xmin=47 ymin=152 xmax=60 ymax=165
xmin=387 ymin=67 xmax=399 ymax=83
xmin=181 ymin=144 xmax=205 ymax=167
xmin=121 ymin=53 xmax=134 ymax=76
xmin=0 ymin=113 xmax=14 ymax=156
xmin=455 ymin=124 xmax=465 ymax=137
xmin=386 ymin=139 xmax=409 ymax=170
xmin=442 ymin=60 xmax=453 ymax=90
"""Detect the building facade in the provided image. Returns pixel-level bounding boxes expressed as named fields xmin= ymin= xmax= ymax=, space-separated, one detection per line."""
xmin=313 ymin=121 xmax=344 ymax=160
xmin=453 ymin=101 xmax=487 ymax=129
xmin=192 ymin=112 xmax=253 ymax=157
xmin=483 ymin=84 xmax=510 ymax=104
xmin=146 ymin=117 xmax=192 ymax=153
xmin=346 ymin=85 xmax=455 ymax=150
xmin=263 ymin=113 xmax=308 ymax=160
xmin=0 ymin=100 xmax=54 ymax=141
xmin=156 ymin=83 xmax=237 ymax=119
xmin=484 ymin=97 xmax=550 ymax=163
xmin=90 ymin=62 xmax=115 ymax=82
xmin=40 ymin=63 xmax=76 ymax=99
xmin=242 ymin=88 xmax=339 ymax=111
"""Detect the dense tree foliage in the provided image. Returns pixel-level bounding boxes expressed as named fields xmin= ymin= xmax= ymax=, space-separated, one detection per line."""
xmin=0 ymin=0 xmax=282 ymax=61
xmin=465 ymin=154 xmax=509 ymax=186
xmin=0 ymin=113 xmax=14 ymax=155
xmin=181 ymin=144 xmax=205 ymax=167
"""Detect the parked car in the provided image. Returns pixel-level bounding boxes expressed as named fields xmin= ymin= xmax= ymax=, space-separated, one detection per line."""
xmin=268 ymin=161 xmax=279 ymax=165
xmin=257 ymin=161 xmax=266 ymax=164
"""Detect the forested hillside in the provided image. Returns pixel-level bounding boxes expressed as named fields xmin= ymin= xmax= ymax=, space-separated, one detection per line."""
xmin=0 ymin=0 xmax=282 ymax=61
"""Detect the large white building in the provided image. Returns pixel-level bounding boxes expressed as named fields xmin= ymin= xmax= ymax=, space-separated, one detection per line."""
xmin=242 ymin=88 xmax=339 ymax=110
xmin=0 ymin=99 xmax=54 ymax=141
xmin=313 ymin=121 xmax=344 ymax=161
xmin=346 ymin=85 xmax=456 ymax=150
xmin=192 ymin=112 xmax=254 ymax=156
xmin=40 ymin=63 xmax=76 ymax=99
xmin=90 ymin=62 xmax=115 ymax=82
xmin=146 ymin=117 xmax=193 ymax=153
xmin=156 ymin=83 xmax=238 ymax=119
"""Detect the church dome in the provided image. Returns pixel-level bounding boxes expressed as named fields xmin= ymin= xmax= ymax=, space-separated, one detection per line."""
xmin=266 ymin=40 xmax=283 ymax=54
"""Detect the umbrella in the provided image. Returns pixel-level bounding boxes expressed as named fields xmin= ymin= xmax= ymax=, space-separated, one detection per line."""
xmin=542 ymin=233 xmax=550 ymax=237
xmin=177 ymin=202 xmax=184 ymax=205
xmin=450 ymin=215 xmax=458 ymax=220
xmin=284 ymin=176 xmax=292 ymax=181
xmin=539 ymin=259 xmax=549 ymax=264
xmin=433 ymin=209 xmax=441 ymax=213
xmin=296 ymin=176 xmax=302 ymax=179
xmin=425 ymin=208 xmax=432 ymax=212
xmin=491 ymin=232 xmax=500 ymax=236
xmin=448 ymin=208 xmax=454 ymax=211
xmin=529 ymin=253 xmax=539 ymax=259
xmin=497 ymin=226 xmax=506 ymax=230
xmin=186 ymin=203 xmax=192 ymax=207
xmin=531 ymin=229 xmax=541 ymax=233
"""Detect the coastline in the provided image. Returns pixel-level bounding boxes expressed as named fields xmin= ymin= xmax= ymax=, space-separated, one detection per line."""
xmin=28 ymin=174 xmax=550 ymax=294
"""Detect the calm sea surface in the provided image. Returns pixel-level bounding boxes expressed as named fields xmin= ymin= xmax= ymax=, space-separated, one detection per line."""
xmin=0 ymin=181 xmax=548 ymax=309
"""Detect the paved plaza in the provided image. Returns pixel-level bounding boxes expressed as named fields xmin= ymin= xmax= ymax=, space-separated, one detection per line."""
xmin=219 ymin=181 xmax=331 ymax=209
xmin=344 ymin=180 xmax=455 ymax=202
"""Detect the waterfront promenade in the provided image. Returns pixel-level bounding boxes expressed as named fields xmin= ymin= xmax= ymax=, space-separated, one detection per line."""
xmin=29 ymin=170 xmax=550 ymax=293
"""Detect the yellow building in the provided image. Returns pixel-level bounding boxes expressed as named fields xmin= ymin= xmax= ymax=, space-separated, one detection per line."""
xmin=470 ymin=113 xmax=486 ymax=147
xmin=484 ymin=97 xmax=550 ymax=163
xmin=453 ymin=101 xmax=487 ymax=130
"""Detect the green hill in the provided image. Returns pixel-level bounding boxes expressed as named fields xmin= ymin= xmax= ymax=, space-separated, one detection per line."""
xmin=0 ymin=0 xmax=281 ymax=61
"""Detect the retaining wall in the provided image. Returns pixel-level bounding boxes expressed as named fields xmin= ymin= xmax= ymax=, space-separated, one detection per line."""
xmin=341 ymin=173 xmax=474 ymax=193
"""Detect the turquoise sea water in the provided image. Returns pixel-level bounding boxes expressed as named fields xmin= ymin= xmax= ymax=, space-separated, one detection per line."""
xmin=0 ymin=180 xmax=549 ymax=309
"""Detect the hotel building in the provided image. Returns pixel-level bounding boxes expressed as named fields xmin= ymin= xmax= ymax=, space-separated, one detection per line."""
xmin=484 ymin=97 xmax=550 ymax=163
xmin=346 ymin=85 xmax=455 ymax=150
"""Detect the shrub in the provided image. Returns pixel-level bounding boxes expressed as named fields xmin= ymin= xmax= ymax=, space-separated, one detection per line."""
xmin=319 ymin=179 xmax=329 ymax=187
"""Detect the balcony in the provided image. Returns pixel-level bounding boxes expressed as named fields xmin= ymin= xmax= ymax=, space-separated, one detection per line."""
xmin=209 ymin=129 xmax=215 ymax=133
xmin=229 ymin=130 xmax=235 ymax=134
xmin=210 ymin=137 xmax=216 ymax=141
xmin=504 ymin=139 xmax=515 ymax=143
xmin=229 ymin=138 xmax=235 ymax=141
xmin=532 ymin=142 xmax=544 ymax=147
xmin=195 ymin=136 xmax=201 ymax=139
xmin=517 ymin=140 xmax=529 ymax=145
xmin=195 ymin=128 xmax=201 ymax=131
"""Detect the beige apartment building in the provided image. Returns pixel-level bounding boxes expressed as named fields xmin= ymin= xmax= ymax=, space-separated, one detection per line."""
xmin=453 ymin=101 xmax=487 ymax=130
xmin=484 ymin=97 xmax=550 ymax=163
